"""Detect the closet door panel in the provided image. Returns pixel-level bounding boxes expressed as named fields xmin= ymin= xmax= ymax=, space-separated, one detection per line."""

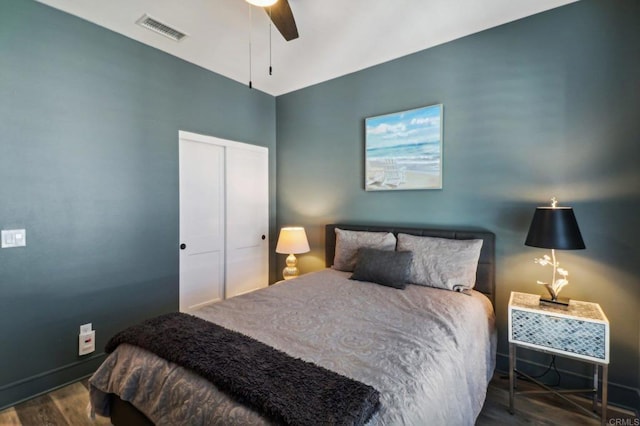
xmin=179 ymin=139 xmax=225 ymax=311
xmin=225 ymin=146 xmax=269 ymax=298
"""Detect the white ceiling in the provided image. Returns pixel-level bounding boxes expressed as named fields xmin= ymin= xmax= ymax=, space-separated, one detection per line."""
xmin=37 ymin=0 xmax=577 ymax=96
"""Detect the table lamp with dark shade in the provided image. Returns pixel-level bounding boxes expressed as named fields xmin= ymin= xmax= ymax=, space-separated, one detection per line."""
xmin=525 ymin=198 xmax=585 ymax=306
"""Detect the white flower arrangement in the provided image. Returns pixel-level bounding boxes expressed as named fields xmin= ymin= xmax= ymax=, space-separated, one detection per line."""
xmin=534 ymin=253 xmax=569 ymax=300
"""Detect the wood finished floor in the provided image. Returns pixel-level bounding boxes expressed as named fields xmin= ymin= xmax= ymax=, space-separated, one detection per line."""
xmin=0 ymin=374 xmax=636 ymax=425
xmin=0 ymin=379 xmax=110 ymax=426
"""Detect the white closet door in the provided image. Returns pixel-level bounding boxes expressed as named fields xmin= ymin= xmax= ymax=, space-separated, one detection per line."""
xmin=225 ymin=145 xmax=269 ymax=298
xmin=179 ymin=139 xmax=225 ymax=312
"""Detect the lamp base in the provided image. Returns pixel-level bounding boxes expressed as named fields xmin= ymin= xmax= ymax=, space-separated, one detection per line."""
xmin=282 ymin=253 xmax=299 ymax=280
xmin=540 ymin=296 xmax=570 ymax=307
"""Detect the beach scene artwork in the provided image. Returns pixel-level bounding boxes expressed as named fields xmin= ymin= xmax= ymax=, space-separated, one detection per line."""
xmin=365 ymin=104 xmax=443 ymax=191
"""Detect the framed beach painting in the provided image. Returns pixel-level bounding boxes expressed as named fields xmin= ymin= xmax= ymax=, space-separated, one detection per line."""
xmin=365 ymin=104 xmax=443 ymax=191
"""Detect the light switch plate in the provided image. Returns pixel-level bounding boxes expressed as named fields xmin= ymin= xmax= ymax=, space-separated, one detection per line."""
xmin=1 ymin=229 xmax=26 ymax=248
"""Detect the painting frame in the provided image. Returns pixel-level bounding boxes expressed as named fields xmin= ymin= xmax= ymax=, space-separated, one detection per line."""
xmin=365 ymin=104 xmax=443 ymax=191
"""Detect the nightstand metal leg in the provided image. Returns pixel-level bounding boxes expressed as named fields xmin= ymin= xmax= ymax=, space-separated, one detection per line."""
xmin=509 ymin=343 xmax=515 ymax=414
xmin=592 ymin=364 xmax=598 ymax=412
xmin=601 ymin=364 xmax=608 ymax=426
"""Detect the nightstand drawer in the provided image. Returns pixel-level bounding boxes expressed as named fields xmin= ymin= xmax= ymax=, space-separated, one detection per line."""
xmin=511 ymin=309 xmax=607 ymax=361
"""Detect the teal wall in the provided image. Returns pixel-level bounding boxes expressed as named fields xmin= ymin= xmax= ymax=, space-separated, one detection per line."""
xmin=0 ymin=0 xmax=275 ymax=408
xmin=276 ymin=0 xmax=640 ymax=410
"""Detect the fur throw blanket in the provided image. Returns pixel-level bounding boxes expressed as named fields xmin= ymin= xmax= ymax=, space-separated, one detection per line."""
xmin=106 ymin=312 xmax=380 ymax=426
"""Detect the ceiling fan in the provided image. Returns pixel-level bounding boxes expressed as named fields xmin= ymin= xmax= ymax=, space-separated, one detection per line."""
xmin=246 ymin=0 xmax=299 ymax=41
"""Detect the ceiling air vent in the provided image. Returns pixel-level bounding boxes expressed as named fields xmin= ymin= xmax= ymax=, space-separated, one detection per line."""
xmin=136 ymin=14 xmax=188 ymax=42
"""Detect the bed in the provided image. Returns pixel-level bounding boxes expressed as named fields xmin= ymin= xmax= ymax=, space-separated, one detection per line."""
xmin=89 ymin=224 xmax=497 ymax=425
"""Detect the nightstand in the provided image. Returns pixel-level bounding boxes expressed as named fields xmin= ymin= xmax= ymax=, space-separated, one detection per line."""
xmin=508 ymin=291 xmax=610 ymax=425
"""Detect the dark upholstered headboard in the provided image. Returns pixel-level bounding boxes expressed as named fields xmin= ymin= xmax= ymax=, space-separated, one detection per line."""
xmin=325 ymin=224 xmax=496 ymax=306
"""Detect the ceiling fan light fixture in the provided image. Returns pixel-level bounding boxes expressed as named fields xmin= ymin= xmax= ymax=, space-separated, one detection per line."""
xmin=246 ymin=0 xmax=278 ymax=7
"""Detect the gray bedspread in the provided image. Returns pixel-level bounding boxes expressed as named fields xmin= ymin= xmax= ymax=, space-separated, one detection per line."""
xmin=90 ymin=269 xmax=496 ymax=425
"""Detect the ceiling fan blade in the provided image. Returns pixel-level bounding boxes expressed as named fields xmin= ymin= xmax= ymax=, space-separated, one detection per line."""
xmin=267 ymin=0 xmax=299 ymax=41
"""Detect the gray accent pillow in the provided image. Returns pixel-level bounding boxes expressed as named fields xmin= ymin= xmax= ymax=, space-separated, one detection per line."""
xmin=396 ymin=233 xmax=483 ymax=292
xmin=350 ymin=248 xmax=413 ymax=289
xmin=333 ymin=229 xmax=397 ymax=272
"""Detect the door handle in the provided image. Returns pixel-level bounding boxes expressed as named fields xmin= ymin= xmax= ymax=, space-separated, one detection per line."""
xmin=261 ymin=235 xmax=266 ymax=240
xmin=180 ymin=243 xmax=186 ymax=250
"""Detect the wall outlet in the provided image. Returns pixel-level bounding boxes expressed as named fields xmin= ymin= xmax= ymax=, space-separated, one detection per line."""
xmin=79 ymin=330 xmax=95 ymax=356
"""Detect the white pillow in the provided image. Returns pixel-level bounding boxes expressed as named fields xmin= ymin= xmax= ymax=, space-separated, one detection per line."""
xmin=333 ymin=229 xmax=396 ymax=272
xmin=396 ymin=233 xmax=483 ymax=292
